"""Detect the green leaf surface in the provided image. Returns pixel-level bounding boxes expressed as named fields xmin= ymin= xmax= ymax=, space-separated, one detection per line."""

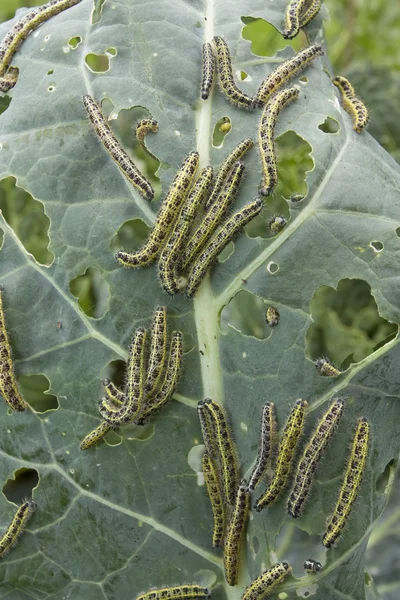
xmin=0 ymin=1 xmax=399 ymax=599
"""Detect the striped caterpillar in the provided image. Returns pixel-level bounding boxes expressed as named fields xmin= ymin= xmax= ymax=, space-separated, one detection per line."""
xmin=241 ymin=563 xmax=292 ymax=600
xmin=332 ymin=76 xmax=369 ymax=133
xmin=135 ymin=586 xmax=210 ymax=600
xmin=212 ymin=36 xmax=254 ymax=109
xmin=0 ymin=500 xmax=36 ymax=558
xmin=201 ymin=42 xmax=215 ymax=100
xmin=283 ymin=0 xmax=322 ymax=39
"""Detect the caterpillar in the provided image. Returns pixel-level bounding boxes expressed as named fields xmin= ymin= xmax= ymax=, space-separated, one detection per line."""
xmin=83 ymin=95 xmax=154 ymax=201
xmin=322 ymin=417 xmax=370 ymax=548
xmin=102 ymin=378 xmax=125 ymax=406
xmin=135 ymin=586 xmax=210 ymax=600
xmin=80 ymin=421 xmax=112 ymax=450
xmin=206 ymin=138 xmax=253 ymax=209
xmin=258 ymin=87 xmax=299 ymax=197
xmin=185 ymin=198 xmax=264 ymax=298
xmin=0 ymin=287 xmax=27 ymax=411
xmin=247 ymin=402 xmax=276 ymax=493
xmin=304 ymin=559 xmax=322 ymax=574
xmin=255 ymin=399 xmax=308 ymax=512
xmin=0 ymin=0 xmax=82 ymax=85
xmin=253 ymin=44 xmax=323 ymax=106
xmin=283 ymin=0 xmax=321 ymax=39
xmin=268 ymin=216 xmax=287 ymax=234
xmin=332 ymin=76 xmax=369 ymax=134
xmin=241 ymin=562 xmax=292 ymax=600
xmin=181 ymin=161 xmax=245 ymax=272
xmin=137 ymin=331 xmax=183 ymax=424
xmin=212 ymin=36 xmax=254 ymax=109
xmin=0 ymin=500 xmax=36 ymax=558
xmin=135 ymin=118 xmax=159 ymax=152
xmin=145 ymin=306 xmax=168 ymax=394
xmin=202 ymin=452 xmax=225 ymax=547
xmin=287 ymin=398 xmax=344 ymax=518
xmin=201 ymin=42 xmax=215 ymax=100
xmin=0 ymin=67 xmax=18 ymax=93
xmin=314 ymin=357 xmax=341 ymax=377
xmin=203 ymin=398 xmax=239 ymax=506
xmin=158 ymin=167 xmax=213 ymax=295
xmin=197 ymin=400 xmax=218 ymax=459
xmin=265 ymin=306 xmax=280 ymax=328
xmin=99 ymin=328 xmax=147 ymax=426
xmin=299 ymin=0 xmax=322 ymax=29
xmin=116 ymin=151 xmax=199 ymax=268
xmin=224 ymin=480 xmax=250 ymax=586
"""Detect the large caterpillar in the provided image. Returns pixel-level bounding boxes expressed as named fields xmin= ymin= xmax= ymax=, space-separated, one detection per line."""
xmin=223 ymin=480 xmax=250 ymax=586
xmin=247 ymin=402 xmax=276 ymax=493
xmin=212 ymin=36 xmax=254 ymax=109
xmin=145 ymin=306 xmax=168 ymax=395
xmin=201 ymin=42 xmax=215 ymax=100
xmin=283 ymin=0 xmax=321 ymax=39
xmin=332 ymin=76 xmax=369 ymax=133
xmin=202 ymin=452 xmax=225 ymax=547
xmin=116 ymin=151 xmax=199 ymax=268
xmin=241 ymin=563 xmax=292 ymax=600
xmin=0 ymin=500 xmax=36 ymax=558
xmin=135 ymin=586 xmax=210 ymax=600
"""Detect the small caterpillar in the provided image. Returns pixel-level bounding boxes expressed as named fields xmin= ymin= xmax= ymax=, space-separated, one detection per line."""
xmin=241 ymin=562 xmax=292 ymax=600
xmin=265 ymin=306 xmax=280 ymax=328
xmin=0 ymin=287 xmax=27 ymax=411
xmin=158 ymin=167 xmax=213 ymax=295
xmin=202 ymin=452 xmax=225 ymax=547
xmin=185 ymin=198 xmax=264 ymax=298
xmin=287 ymin=398 xmax=344 ymax=518
xmin=224 ymin=479 xmax=250 ymax=586
xmin=206 ymin=138 xmax=253 ymax=209
xmin=332 ymin=76 xmax=369 ymax=134
xmin=201 ymin=42 xmax=215 ymax=100
xmin=212 ymin=36 xmax=254 ymax=109
xmin=135 ymin=118 xmax=159 ymax=152
xmin=0 ymin=0 xmax=82 ymax=85
xmin=138 ymin=331 xmax=183 ymax=423
xmin=322 ymin=417 xmax=370 ymax=548
xmin=116 ymin=151 xmax=199 ymax=268
xmin=80 ymin=421 xmax=112 ymax=450
xmin=136 ymin=586 xmax=210 ymax=600
xmin=0 ymin=500 xmax=36 ymax=558
xmin=203 ymin=398 xmax=239 ymax=506
xmin=255 ymin=399 xmax=308 ymax=512
xmin=314 ymin=357 xmax=341 ymax=377
xmin=197 ymin=400 xmax=218 ymax=459
xmin=145 ymin=306 xmax=167 ymax=394
xmin=258 ymin=87 xmax=299 ymax=197
xmin=182 ymin=161 xmax=245 ymax=272
xmin=247 ymin=402 xmax=276 ymax=493
xmin=83 ymin=95 xmax=154 ymax=201
xmin=254 ymin=44 xmax=323 ymax=106
xmin=283 ymin=0 xmax=321 ymax=39
xmin=268 ymin=216 xmax=287 ymax=234
xmin=290 ymin=193 xmax=304 ymax=202
xmin=304 ymin=559 xmax=322 ymax=574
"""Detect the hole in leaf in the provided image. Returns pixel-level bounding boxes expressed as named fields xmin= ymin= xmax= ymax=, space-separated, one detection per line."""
xmin=299 ymin=75 xmax=308 ymax=83
xmin=370 ymin=240 xmax=383 ymax=252
xmin=242 ymin=17 xmax=301 ymax=57
xmin=376 ymin=459 xmax=396 ymax=494
xmin=240 ymin=71 xmax=248 ymax=80
xmin=106 ymin=47 xmax=117 ymax=56
xmin=85 ymin=53 xmax=110 ymax=73
xmin=103 ymin=360 xmax=125 ymax=389
xmin=276 ymin=131 xmax=313 ymax=199
xmin=396 ymin=227 xmax=400 ymax=237
xmin=47 ymin=85 xmax=55 ymax=92
xmin=19 ymin=374 xmax=58 ymax=413
xmin=221 ymin=291 xmax=268 ymax=339
xmin=110 ymin=219 xmax=150 ymax=253
xmin=212 ymin=117 xmax=232 ymax=147
xmin=0 ymin=228 xmax=4 ymax=250
xmin=104 ymin=430 xmax=122 ymax=447
xmin=306 ymin=279 xmax=398 ymax=367
xmin=69 ymin=267 xmax=110 ymax=318
xmin=47 ymin=69 xmax=54 ymax=75
xmin=267 ymin=262 xmax=279 ymax=274
xmin=318 ymin=117 xmax=340 ymax=134
xmin=91 ymin=0 xmax=106 ymax=24
xmin=0 ymin=177 xmax=53 ymax=265
xmin=3 ymin=468 xmax=39 ymax=504
xmin=0 ymin=95 xmax=11 ymax=116
xmin=68 ymin=36 xmax=81 ymax=49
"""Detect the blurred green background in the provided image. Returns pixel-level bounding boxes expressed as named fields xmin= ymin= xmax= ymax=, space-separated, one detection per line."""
xmin=0 ymin=1 xmax=399 ymax=597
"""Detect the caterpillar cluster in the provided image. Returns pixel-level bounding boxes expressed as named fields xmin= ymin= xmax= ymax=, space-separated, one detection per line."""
xmin=80 ymin=307 xmax=183 ymax=449
xmin=116 ymin=140 xmax=263 ymax=298
xmin=283 ymin=0 xmax=322 ymax=39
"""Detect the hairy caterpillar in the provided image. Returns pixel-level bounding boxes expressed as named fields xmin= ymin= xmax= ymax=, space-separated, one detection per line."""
xmin=247 ymin=402 xmax=276 ymax=493
xmin=182 ymin=161 xmax=245 ymax=272
xmin=304 ymin=559 xmax=322 ymax=574
xmin=212 ymin=36 xmax=254 ymax=109
xmin=0 ymin=287 xmax=27 ymax=411
xmin=322 ymin=417 xmax=370 ymax=548
xmin=197 ymin=400 xmax=218 ymax=459
xmin=265 ymin=306 xmax=280 ymax=328
xmin=224 ymin=480 xmax=250 ymax=586
xmin=201 ymin=42 xmax=215 ymax=100
xmin=283 ymin=0 xmax=321 ymax=39
xmin=116 ymin=151 xmax=199 ymax=268
xmin=254 ymin=44 xmax=323 ymax=106
xmin=287 ymin=398 xmax=344 ymax=518
xmin=103 ymin=378 xmax=125 ymax=405
xmin=314 ymin=357 xmax=341 ymax=377
xmin=202 ymin=452 xmax=225 ymax=547
xmin=206 ymin=138 xmax=253 ymax=209
xmin=332 ymin=76 xmax=369 ymax=133
xmin=83 ymin=95 xmax=154 ymax=200
xmin=0 ymin=0 xmax=82 ymax=88
xmin=268 ymin=216 xmax=287 ymax=234
xmin=241 ymin=562 xmax=292 ymax=600
xmin=158 ymin=167 xmax=213 ymax=295
xmin=0 ymin=67 xmax=18 ymax=93
xmin=185 ymin=198 xmax=264 ymax=298
xmin=136 ymin=586 xmax=210 ymax=600
xmin=255 ymin=399 xmax=307 ymax=512
xmin=145 ymin=306 xmax=167 ymax=394
xmin=135 ymin=118 xmax=159 ymax=152
xmin=0 ymin=500 xmax=36 ymax=558
xmin=299 ymin=0 xmax=322 ymax=29
xmin=258 ymin=87 xmax=299 ymax=197
xmin=80 ymin=421 xmax=112 ymax=450
xmin=203 ymin=398 xmax=239 ymax=506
